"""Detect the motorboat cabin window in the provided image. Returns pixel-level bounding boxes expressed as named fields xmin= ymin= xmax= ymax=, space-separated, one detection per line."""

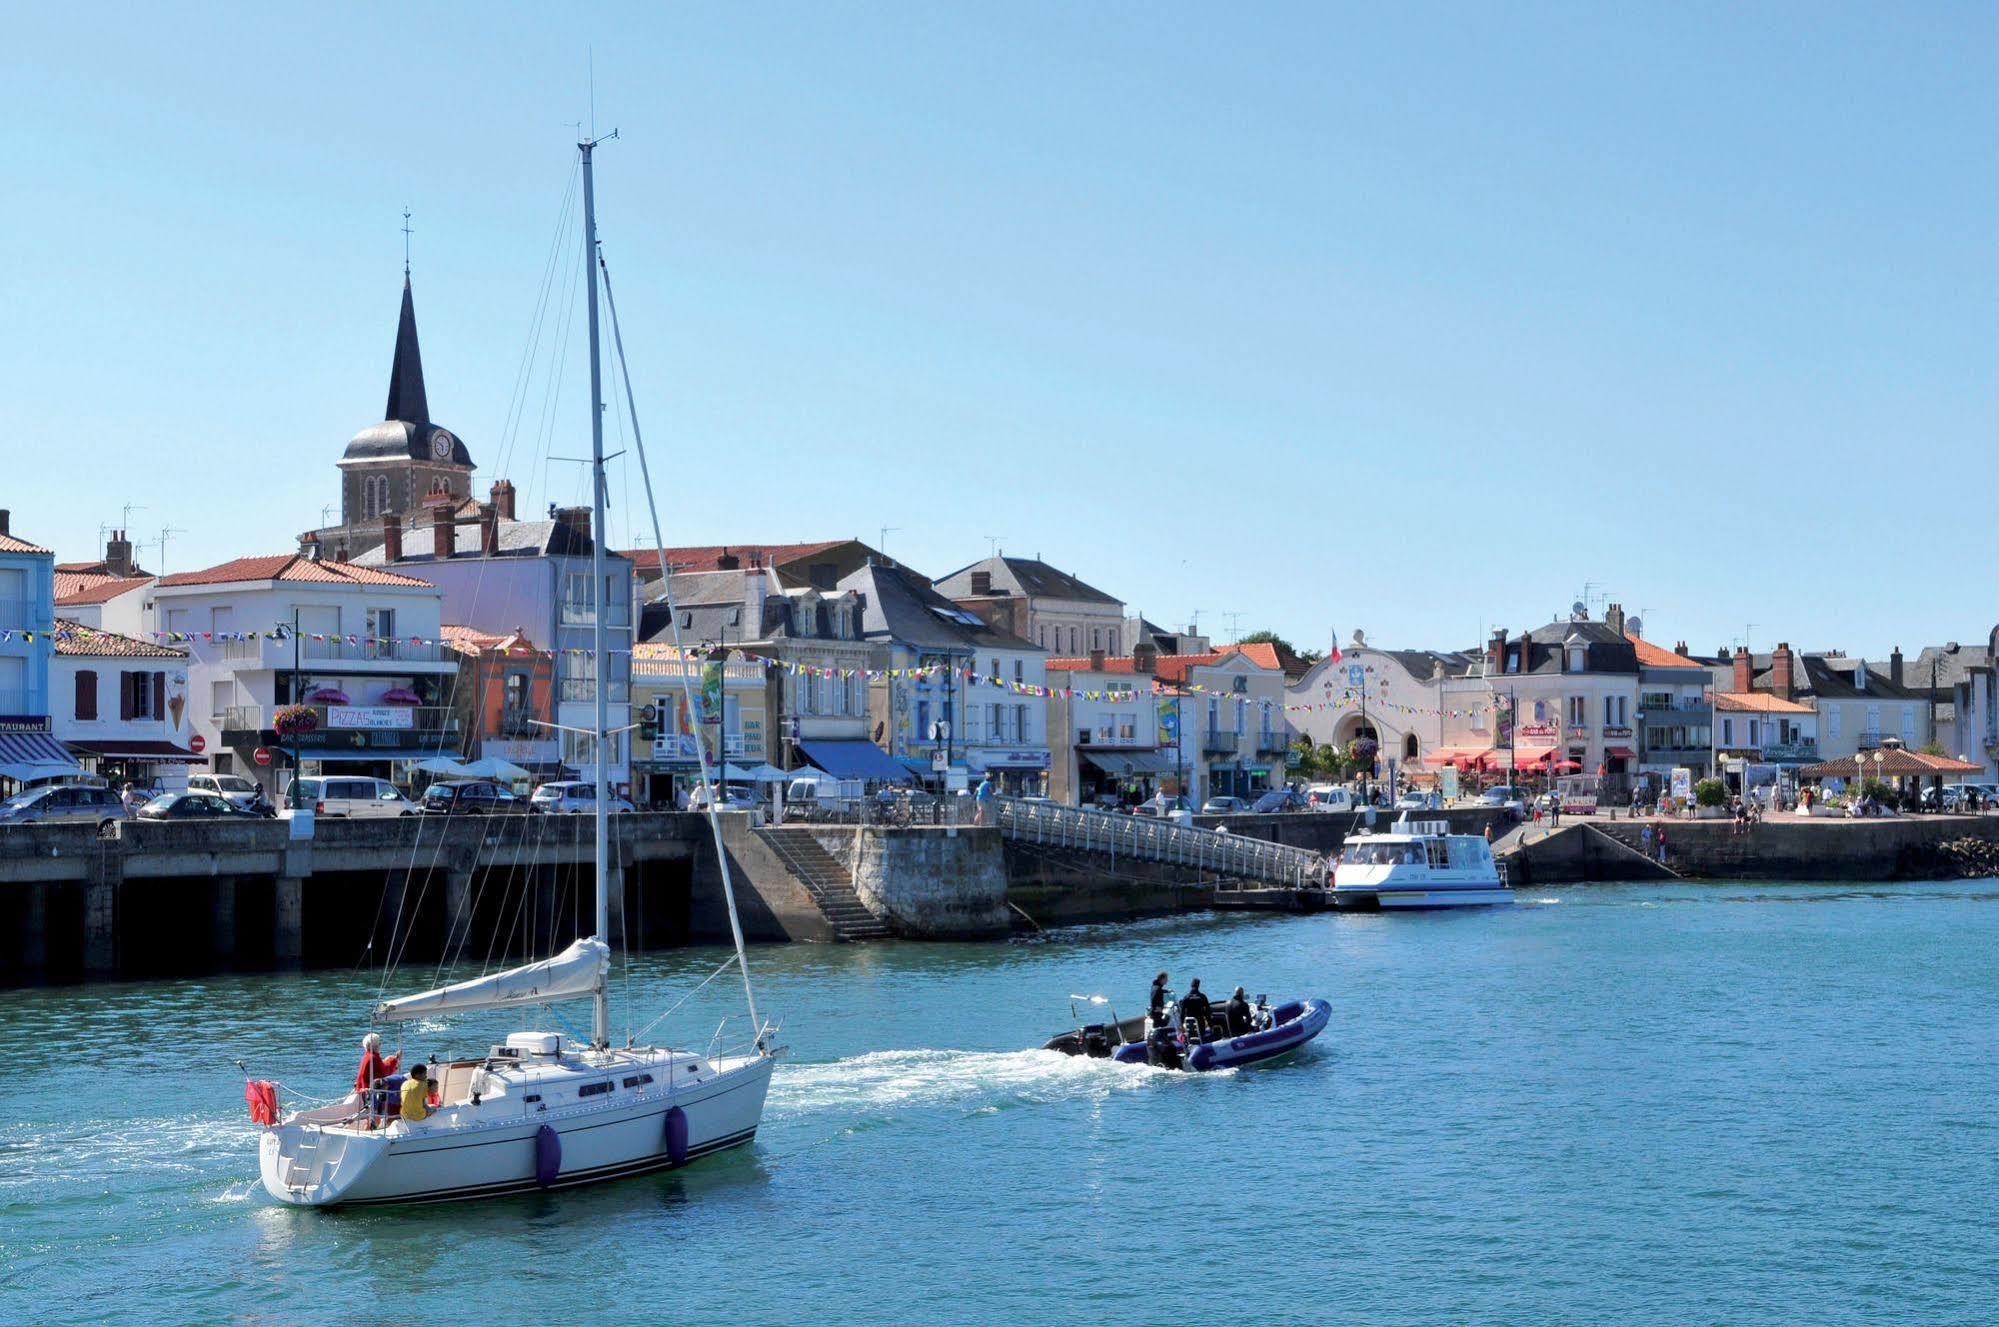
xmin=622 ymin=1074 xmax=655 ymax=1088
xmin=577 ymin=1081 xmax=613 ymax=1099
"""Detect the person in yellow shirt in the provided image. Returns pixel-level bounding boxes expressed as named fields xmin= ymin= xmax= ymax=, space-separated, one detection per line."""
xmin=399 ymin=1062 xmax=434 ymax=1123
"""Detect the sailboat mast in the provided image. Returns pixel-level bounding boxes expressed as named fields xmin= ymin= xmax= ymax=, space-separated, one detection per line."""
xmin=581 ymin=136 xmax=611 ymax=1049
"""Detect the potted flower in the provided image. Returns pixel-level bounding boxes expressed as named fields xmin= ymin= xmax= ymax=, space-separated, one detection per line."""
xmin=1693 ymin=778 xmax=1729 ymax=819
xmin=272 ymin=703 xmax=319 ymax=737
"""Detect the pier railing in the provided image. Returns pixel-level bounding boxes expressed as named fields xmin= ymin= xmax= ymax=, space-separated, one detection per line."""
xmin=992 ymin=797 xmax=1326 ymax=891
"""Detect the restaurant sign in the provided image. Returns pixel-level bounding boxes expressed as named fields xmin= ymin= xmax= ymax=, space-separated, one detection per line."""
xmin=327 ymin=707 xmax=415 ymax=731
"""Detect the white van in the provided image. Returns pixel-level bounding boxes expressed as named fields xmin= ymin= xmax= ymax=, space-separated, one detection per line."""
xmin=1306 ymin=784 xmax=1357 ymax=812
xmin=784 ymin=775 xmax=866 ymax=817
xmin=288 ymin=775 xmax=415 ymax=818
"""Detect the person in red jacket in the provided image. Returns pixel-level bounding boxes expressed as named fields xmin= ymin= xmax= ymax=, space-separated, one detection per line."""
xmin=355 ymin=1031 xmax=401 ymax=1117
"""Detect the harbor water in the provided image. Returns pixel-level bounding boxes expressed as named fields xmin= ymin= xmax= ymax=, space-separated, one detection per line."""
xmin=5 ymin=878 xmax=1997 ymax=1325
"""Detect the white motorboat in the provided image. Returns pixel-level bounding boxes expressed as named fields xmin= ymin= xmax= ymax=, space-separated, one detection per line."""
xmin=1330 ymin=817 xmax=1513 ymax=909
xmin=253 ymin=136 xmax=775 ymax=1207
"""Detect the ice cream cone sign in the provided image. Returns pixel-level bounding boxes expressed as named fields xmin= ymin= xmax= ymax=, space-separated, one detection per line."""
xmin=168 ymin=672 xmax=187 ymax=731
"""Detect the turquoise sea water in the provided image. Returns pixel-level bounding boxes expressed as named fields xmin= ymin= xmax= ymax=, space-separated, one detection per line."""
xmin=4 ymin=880 xmax=1998 ymax=1326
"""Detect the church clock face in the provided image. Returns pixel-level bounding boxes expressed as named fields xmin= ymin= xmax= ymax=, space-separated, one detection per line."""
xmin=430 ymin=430 xmax=455 ymax=460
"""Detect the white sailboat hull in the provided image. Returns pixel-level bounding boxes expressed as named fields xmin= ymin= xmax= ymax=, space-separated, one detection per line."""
xmin=260 ymin=1051 xmax=773 ymax=1207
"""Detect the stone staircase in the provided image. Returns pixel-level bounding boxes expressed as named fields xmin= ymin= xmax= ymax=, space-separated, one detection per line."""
xmin=755 ymin=827 xmax=894 ymax=941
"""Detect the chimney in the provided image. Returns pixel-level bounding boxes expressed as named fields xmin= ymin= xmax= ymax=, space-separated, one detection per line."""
xmin=1489 ymin=627 xmax=1508 ymax=675
xmin=480 ymin=507 xmax=499 ymax=558
xmin=333 ymin=540 xmax=350 ymax=564
xmin=1732 ymin=645 xmax=1752 ymax=694
xmin=970 ymin=570 xmax=992 ymax=596
xmin=553 ymin=506 xmax=592 ymax=547
xmin=300 ymin=531 xmax=322 ymax=562
xmin=717 ymin=548 xmax=741 ymax=571
xmin=1673 ymin=640 xmax=1687 ymax=657
xmin=1772 ymin=642 xmax=1795 ymax=700
xmin=488 ymin=479 xmax=516 ymax=521
xmin=432 ymin=514 xmax=454 ymax=559
xmin=382 ymin=514 xmax=403 ymax=563
xmin=1606 ymin=602 xmax=1625 ymax=636
xmin=0 ymin=510 xmax=10 ymax=534
xmin=105 ymin=529 xmax=134 ymax=577
xmin=1890 ymin=647 xmax=1904 ymax=687
xmin=1089 ymin=647 xmax=1106 ymax=671
xmin=1133 ymin=642 xmax=1158 ymax=674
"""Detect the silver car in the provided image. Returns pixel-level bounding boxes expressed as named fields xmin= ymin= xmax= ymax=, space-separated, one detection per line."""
xmin=0 ymin=783 xmax=130 ymax=833
xmin=529 ymin=781 xmax=637 ymax=815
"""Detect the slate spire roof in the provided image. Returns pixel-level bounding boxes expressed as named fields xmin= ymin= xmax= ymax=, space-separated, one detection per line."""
xmin=385 ymin=274 xmax=429 ymax=425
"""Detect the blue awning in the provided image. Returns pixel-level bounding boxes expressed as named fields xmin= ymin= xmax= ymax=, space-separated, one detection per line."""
xmin=0 ymin=731 xmax=85 ymax=783
xmin=799 ymin=740 xmax=916 ymax=784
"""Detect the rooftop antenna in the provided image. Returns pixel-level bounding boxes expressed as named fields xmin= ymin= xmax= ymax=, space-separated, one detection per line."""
xmin=878 ymin=526 xmax=901 ymax=553
xmin=121 ymin=502 xmax=147 ymax=531
xmin=154 ymin=525 xmax=186 ymax=575
xmin=1223 ymin=611 xmax=1246 ymax=641
xmin=985 ymin=535 xmax=1004 ymax=559
xmin=1188 ymin=608 xmax=1204 ymax=634
xmin=401 ymin=208 xmax=413 ymax=276
xmin=320 ymin=504 xmax=335 ymax=528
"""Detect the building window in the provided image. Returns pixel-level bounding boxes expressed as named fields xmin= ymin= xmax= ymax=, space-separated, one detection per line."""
xmin=1069 ymin=627 xmax=1079 ymax=654
xmin=75 ymin=670 xmax=97 ymax=721
xmin=1568 ymin=696 xmax=1585 ymax=726
xmin=1015 ymin=704 xmax=1028 ymax=742
xmin=1013 ymin=660 xmax=1023 ymax=684
xmin=1109 ymin=629 xmax=1119 ymax=655
xmin=1507 ymin=648 xmax=1520 ymax=674
xmin=1722 ymin=718 xmax=1734 ymax=746
xmin=1091 ymin=628 xmax=1101 ymax=651
xmin=1038 ymin=626 xmax=1047 ymax=648
xmin=1404 ymin=733 xmax=1418 ymax=760
xmin=1568 ymin=646 xmax=1585 ymax=673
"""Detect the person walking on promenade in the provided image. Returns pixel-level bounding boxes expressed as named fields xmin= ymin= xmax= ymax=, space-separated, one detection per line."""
xmin=973 ymin=774 xmax=994 ymax=826
xmin=1655 ymin=825 xmax=1668 ymax=866
xmin=1641 ymin=822 xmax=1655 ymax=858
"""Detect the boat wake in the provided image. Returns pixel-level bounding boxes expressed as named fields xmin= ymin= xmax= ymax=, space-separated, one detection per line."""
xmin=771 ymin=1048 xmax=1165 ymax=1127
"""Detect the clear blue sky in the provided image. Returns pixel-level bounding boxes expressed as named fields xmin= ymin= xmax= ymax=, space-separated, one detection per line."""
xmin=6 ymin=4 xmax=1992 ymax=661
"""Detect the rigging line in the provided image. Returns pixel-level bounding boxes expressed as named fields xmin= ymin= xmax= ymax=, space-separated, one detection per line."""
xmin=495 ymin=158 xmax=580 ymax=478
xmin=599 ymin=247 xmax=764 ymax=1046
xmin=529 ymin=216 xmax=588 ymax=518
xmin=628 ymin=952 xmax=740 ymax=1047
xmin=369 ymin=665 xmax=478 ymax=982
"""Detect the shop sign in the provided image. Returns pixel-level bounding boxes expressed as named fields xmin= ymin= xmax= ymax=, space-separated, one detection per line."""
xmin=327 ymin=707 xmax=414 ymax=731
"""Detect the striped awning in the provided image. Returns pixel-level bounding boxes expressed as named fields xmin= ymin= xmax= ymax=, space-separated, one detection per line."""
xmin=0 ymin=731 xmax=85 ymax=782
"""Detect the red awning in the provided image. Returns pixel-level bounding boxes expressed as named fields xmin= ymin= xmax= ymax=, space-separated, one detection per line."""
xmin=1606 ymin=746 xmax=1636 ymax=760
xmin=1512 ymin=748 xmax=1557 ymax=766
xmin=66 ymin=739 xmax=206 ymax=764
xmin=1425 ymin=747 xmax=1492 ymax=767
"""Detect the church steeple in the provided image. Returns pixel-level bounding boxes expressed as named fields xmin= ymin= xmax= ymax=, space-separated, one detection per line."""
xmin=384 ymin=275 xmax=430 ymax=425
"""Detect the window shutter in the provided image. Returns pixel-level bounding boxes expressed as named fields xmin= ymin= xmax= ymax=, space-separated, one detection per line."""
xmin=76 ymin=670 xmax=97 ymax=721
xmin=153 ymin=672 xmax=166 ymax=720
xmin=120 ymin=672 xmax=135 ymax=721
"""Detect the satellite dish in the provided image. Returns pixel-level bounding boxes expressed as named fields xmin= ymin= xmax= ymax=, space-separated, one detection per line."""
xmin=1351 ymin=628 xmax=1366 ymax=646
xmin=1571 ymin=600 xmax=1588 ymax=619
xmin=1628 ymin=616 xmax=1644 ymax=637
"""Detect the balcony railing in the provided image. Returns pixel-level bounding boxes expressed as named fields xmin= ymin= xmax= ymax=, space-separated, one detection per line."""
xmin=496 ymin=708 xmax=540 ymax=738
xmin=1255 ymin=730 xmax=1290 ymax=755
xmin=217 ymin=636 xmax=446 ymax=664
xmin=1202 ymin=728 xmax=1239 ymax=755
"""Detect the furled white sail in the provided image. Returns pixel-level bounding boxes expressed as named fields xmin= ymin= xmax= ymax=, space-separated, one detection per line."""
xmin=372 ymin=939 xmax=609 ymax=1024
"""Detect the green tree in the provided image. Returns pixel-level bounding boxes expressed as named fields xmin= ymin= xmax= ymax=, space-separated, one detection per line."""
xmin=1238 ymin=629 xmax=1323 ymax=665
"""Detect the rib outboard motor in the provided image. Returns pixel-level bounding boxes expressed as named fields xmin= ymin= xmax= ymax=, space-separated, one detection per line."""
xmin=1146 ymin=1023 xmax=1184 ymax=1071
xmin=1080 ymin=1023 xmax=1114 ymax=1059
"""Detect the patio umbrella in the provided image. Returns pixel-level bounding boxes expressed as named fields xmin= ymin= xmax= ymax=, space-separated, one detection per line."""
xmin=746 ymin=764 xmax=792 ymax=783
xmin=307 ymin=686 xmax=351 ymax=704
xmin=462 ymin=756 xmax=532 ymax=781
xmin=380 ymin=687 xmax=422 ymax=705
xmin=413 ymin=756 xmax=471 ymax=777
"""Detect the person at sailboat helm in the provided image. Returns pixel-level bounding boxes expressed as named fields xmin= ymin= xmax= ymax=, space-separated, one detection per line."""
xmin=355 ymin=1032 xmax=401 ymax=1097
xmin=399 ymin=1062 xmax=433 ymax=1124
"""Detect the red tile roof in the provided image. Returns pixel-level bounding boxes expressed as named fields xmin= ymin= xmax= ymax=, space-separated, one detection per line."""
xmin=55 ymin=574 xmax=151 ymax=605
xmin=53 ymin=618 xmax=186 ymax=658
xmin=441 ymin=624 xmax=541 ymax=656
xmin=623 ymin=541 xmax=845 ymax=574
xmin=1713 ymin=691 xmax=1815 ymax=714
xmin=157 ymin=554 xmax=433 ymax=589
xmin=1626 ymin=633 xmax=1700 ymax=670
xmin=0 ymin=530 xmax=52 ymax=555
xmin=1047 ymin=643 xmax=1288 ymax=683
xmin=1216 ymin=641 xmax=1284 ymax=671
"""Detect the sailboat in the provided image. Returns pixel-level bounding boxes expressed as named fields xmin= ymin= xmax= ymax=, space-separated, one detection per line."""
xmin=254 ymin=136 xmax=775 ymax=1207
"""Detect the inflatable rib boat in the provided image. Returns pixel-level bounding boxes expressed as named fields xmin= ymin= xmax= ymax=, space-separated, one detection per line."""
xmin=1046 ymin=996 xmax=1331 ymax=1072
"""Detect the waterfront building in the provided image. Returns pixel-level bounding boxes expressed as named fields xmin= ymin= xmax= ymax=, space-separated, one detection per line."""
xmin=1045 ymin=645 xmax=1177 ymax=805
xmin=1711 ymin=690 xmax=1818 ymax=775
xmin=934 ymin=555 xmax=1126 ymax=659
xmin=844 ymin=562 xmax=1050 ymax=794
xmin=1905 ymin=641 xmax=1988 ymax=759
xmin=624 ymin=540 xmax=888 ymax=593
xmin=1171 ymin=644 xmax=1291 ymax=802
xmin=50 ymin=620 xmax=199 ymax=792
xmin=1631 ymin=634 xmax=1715 ymax=780
xmin=0 ymin=513 xmax=79 ymax=788
xmin=1288 ymin=639 xmax=1467 ymax=781
xmin=146 ymin=551 xmax=456 ymax=797
xmin=1701 ymin=643 xmax=1926 ymax=763
xmin=1947 ymin=627 xmax=1999 ymax=779
xmin=354 ymin=506 xmax=635 ymax=793
xmin=630 ymin=645 xmax=769 ymax=805
xmin=639 ymin=567 xmax=874 ymax=794
xmin=53 ymin=530 xmax=154 ymax=629
xmin=440 ymin=626 xmax=558 ymax=775
xmin=1450 ymin=605 xmax=1643 ymax=791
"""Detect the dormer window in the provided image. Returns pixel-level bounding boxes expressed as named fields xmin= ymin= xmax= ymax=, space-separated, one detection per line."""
xmin=1568 ymin=646 xmax=1586 ymax=673
xmin=1506 ymin=647 xmax=1521 ymax=674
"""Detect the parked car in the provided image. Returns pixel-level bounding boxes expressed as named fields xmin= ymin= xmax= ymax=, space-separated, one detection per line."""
xmin=683 ymin=784 xmax=755 ymax=813
xmin=1251 ymin=788 xmax=1307 ymax=813
xmin=1480 ymin=786 xmax=1525 ymax=814
xmin=1395 ymin=790 xmax=1442 ymax=811
xmin=417 ymin=781 xmax=524 ymax=815
xmin=1201 ymin=795 xmax=1250 ymax=814
xmin=1132 ymin=796 xmax=1189 ymax=818
xmin=0 ymin=783 xmax=130 ymax=832
xmin=136 ymin=791 xmax=261 ymax=821
xmin=531 ymin=780 xmax=639 ymax=815
xmin=287 ymin=775 xmax=416 ymax=818
xmin=1305 ymin=784 xmax=1357 ymax=812
xmin=188 ymin=773 xmax=265 ymax=811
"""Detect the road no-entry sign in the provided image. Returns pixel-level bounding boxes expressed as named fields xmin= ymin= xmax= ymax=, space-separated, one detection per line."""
xmin=253 ymin=747 xmax=273 ymax=767
xmin=189 ymin=734 xmax=206 ymax=754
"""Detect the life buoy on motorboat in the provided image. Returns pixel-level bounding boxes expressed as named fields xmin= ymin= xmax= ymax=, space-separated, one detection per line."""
xmin=535 ymin=1124 xmax=561 ymax=1188
xmin=665 ymin=1106 xmax=689 ymax=1166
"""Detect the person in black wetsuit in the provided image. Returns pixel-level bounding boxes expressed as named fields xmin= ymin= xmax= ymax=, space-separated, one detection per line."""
xmin=1148 ymin=972 xmax=1171 ymax=1028
xmin=1225 ymin=986 xmax=1252 ymax=1037
xmin=1179 ymin=978 xmax=1213 ymax=1039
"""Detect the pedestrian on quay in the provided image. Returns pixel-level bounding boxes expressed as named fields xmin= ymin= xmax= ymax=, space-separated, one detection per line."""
xmin=1655 ymin=826 xmax=1668 ymax=865
xmin=1641 ymin=822 xmax=1655 ymax=858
